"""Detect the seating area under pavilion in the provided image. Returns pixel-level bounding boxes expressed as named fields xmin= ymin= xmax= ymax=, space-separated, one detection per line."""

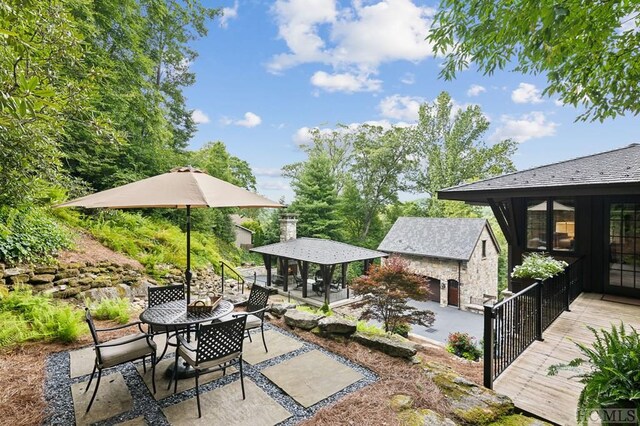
xmin=250 ymin=237 xmax=388 ymax=306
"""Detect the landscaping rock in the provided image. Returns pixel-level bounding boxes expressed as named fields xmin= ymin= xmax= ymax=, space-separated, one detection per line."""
xmin=4 ymin=267 xmax=27 ymax=277
xmin=390 ymin=394 xmax=414 ymax=412
xmin=34 ymin=266 xmax=57 ymax=274
xmin=284 ymin=309 xmax=324 ymax=330
xmin=90 ymin=276 xmax=113 ymax=288
xmin=318 ymin=316 xmax=356 ymax=335
xmin=423 ymin=361 xmax=514 ymax=424
xmin=129 ymin=280 xmax=152 ymax=298
xmin=54 ymin=287 xmax=82 ymax=298
xmin=55 ymin=269 xmax=80 ymax=280
xmin=116 ymin=283 xmax=133 ymax=299
xmin=82 ymin=287 xmax=120 ymax=302
xmin=352 ymin=332 xmax=417 ymax=359
xmin=8 ymin=274 xmax=29 ymax=285
xmin=397 ymin=409 xmax=457 ymax=426
xmin=270 ymin=302 xmax=297 ymax=318
xmin=30 ymin=274 xmax=56 ymax=284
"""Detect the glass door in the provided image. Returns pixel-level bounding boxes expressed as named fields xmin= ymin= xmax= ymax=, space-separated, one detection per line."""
xmin=608 ymin=203 xmax=640 ymax=297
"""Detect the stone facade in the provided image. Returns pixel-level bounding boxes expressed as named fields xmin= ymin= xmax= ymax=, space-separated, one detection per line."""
xmin=394 ymin=226 xmax=499 ymax=312
xmin=279 ymin=213 xmax=298 ymax=242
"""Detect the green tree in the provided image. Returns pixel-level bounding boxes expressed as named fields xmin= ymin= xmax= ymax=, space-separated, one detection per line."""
xmin=428 ymin=1 xmax=640 ymax=121
xmin=351 ymin=256 xmax=435 ymax=333
xmin=190 ymin=141 xmax=256 ymax=190
xmin=290 ymin=153 xmax=342 ymax=240
xmin=413 ymin=92 xmax=516 ymax=200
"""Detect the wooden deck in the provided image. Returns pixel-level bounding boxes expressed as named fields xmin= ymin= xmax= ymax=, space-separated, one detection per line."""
xmin=493 ymin=292 xmax=640 ymax=426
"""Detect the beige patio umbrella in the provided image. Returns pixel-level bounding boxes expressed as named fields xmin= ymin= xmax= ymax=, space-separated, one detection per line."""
xmin=57 ymin=166 xmax=283 ymax=303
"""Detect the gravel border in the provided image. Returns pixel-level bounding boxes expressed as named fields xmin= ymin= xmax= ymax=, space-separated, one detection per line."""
xmin=44 ymin=323 xmax=378 ymax=425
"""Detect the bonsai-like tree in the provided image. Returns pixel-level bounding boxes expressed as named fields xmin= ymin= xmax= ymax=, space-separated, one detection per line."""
xmin=351 ymin=256 xmax=435 ymax=334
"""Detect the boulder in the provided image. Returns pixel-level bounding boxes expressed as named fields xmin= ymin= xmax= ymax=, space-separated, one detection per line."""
xmin=53 ymin=287 xmax=82 ymax=299
xmin=4 ymin=267 xmax=27 ymax=278
xmin=269 ymin=302 xmax=297 ymax=318
xmin=90 ymin=276 xmax=113 ymax=288
xmin=29 ymin=274 xmax=56 ymax=284
xmin=34 ymin=266 xmax=57 ymax=274
xmin=352 ymin=332 xmax=417 ymax=359
xmin=82 ymin=287 xmax=120 ymax=302
xmin=129 ymin=280 xmax=153 ymax=298
xmin=284 ymin=309 xmax=324 ymax=330
xmin=55 ymin=269 xmax=80 ymax=280
xmin=390 ymin=394 xmax=414 ymax=412
xmin=8 ymin=274 xmax=29 ymax=285
xmin=116 ymin=283 xmax=133 ymax=299
xmin=398 ymin=409 xmax=457 ymax=426
xmin=423 ymin=361 xmax=514 ymax=424
xmin=318 ymin=316 xmax=357 ymax=335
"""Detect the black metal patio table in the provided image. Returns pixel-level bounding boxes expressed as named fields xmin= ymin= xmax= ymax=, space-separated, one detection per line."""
xmin=139 ymin=299 xmax=234 ymax=378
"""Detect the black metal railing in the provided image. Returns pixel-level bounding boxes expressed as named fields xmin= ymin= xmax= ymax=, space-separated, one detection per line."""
xmin=484 ymin=257 xmax=584 ymax=388
xmin=220 ymin=261 xmax=245 ymax=295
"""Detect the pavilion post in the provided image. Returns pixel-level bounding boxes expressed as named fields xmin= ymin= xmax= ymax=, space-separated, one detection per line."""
xmin=282 ymin=257 xmax=289 ymax=292
xmin=341 ymin=262 xmax=347 ymax=288
xmin=301 ymin=261 xmax=308 ymax=298
xmin=263 ymin=254 xmax=272 ymax=287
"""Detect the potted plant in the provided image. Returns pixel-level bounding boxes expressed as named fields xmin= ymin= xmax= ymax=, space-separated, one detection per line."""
xmin=510 ymin=252 xmax=568 ymax=292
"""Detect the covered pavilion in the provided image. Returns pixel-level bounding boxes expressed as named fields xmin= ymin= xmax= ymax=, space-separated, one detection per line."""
xmin=250 ymin=237 xmax=388 ymax=305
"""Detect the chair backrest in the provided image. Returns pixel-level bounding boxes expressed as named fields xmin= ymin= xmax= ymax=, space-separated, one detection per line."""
xmin=148 ymin=284 xmax=184 ymax=307
xmin=246 ymin=284 xmax=270 ymax=320
xmin=85 ymin=308 xmax=103 ymax=364
xmin=196 ymin=316 xmax=247 ymax=365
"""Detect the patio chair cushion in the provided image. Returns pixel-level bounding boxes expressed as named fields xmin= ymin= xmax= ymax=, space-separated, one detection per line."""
xmin=178 ymin=344 xmax=241 ymax=369
xmin=220 ymin=313 xmax=262 ymax=329
xmin=98 ymin=334 xmax=157 ymax=368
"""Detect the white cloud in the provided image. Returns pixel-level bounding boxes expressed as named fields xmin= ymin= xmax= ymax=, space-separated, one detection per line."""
xmin=268 ymin=0 xmax=436 ymax=92
xmin=236 ymin=112 xmax=262 ymax=128
xmin=467 ymin=84 xmax=486 ymax=97
xmin=491 ymin=112 xmax=558 ymax=143
xmin=378 ymin=95 xmax=424 ymax=121
xmin=554 ymin=98 xmax=565 ymax=107
xmin=259 ymin=179 xmax=291 ymax=191
xmin=310 ymin=71 xmax=382 ymax=93
xmin=253 ymin=167 xmax=282 ymax=177
xmin=511 ymin=83 xmax=544 ymax=104
xmin=192 ymin=109 xmax=210 ymax=124
xmin=400 ymin=72 xmax=415 ymax=85
xmin=219 ymin=1 xmax=239 ymax=28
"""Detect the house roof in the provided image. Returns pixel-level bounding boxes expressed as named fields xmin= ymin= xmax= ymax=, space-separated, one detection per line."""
xmin=230 ymin=214 xmax=254 ymax=234
xmin=250 ymin=237 xmax=388 ymax=265
xmin=439 ymin=143 xmax=640 ymax=202
xmin=377 ymin=217 xmax=499 ymax=261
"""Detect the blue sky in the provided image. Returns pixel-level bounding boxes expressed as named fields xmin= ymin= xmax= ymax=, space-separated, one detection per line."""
xmin=183 ymin=0 xmax=638 ymax=203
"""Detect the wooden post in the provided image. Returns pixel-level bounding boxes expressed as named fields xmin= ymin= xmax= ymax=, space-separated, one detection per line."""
xmin=282 ymin=257 xmax=289 ymax=292
xmin=341 ymin=262 xmax=347 ymax=288
xmin=263 ymin=254 xmax=272 ymax=287
xmin=483 ymin=304 xmax=494 ymax=389
xmin=301 ymin=261 xmax=309 ymax=298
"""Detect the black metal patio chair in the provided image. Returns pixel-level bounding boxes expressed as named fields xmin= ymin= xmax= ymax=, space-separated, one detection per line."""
xmin=169 ymin=315 xmax=248 ymax=418
xmin=223 ymin=284 xmax=271 ymax=352
xmin=147 ymin=284 xmax=186 ymax=360
xmin=84 ymin=308 xmax=156 ymax=413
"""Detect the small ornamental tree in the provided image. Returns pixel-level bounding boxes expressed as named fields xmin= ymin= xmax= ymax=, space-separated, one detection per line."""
xmin=351 ymin=256 xmax=435 ymax=333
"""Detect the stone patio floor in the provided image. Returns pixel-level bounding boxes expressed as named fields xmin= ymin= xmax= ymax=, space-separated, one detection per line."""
xmin=44 ymin=324 xmax=377 ymax=425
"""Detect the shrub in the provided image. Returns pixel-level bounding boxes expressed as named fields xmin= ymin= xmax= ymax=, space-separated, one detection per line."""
xmin=0 ymin=286 xmax=86 ymax=346
xmin=296 ymin=305 xmax=333 ymax=317
xmin=446 ymin=332 xmax=482 ymax=361
xmin=355 ymin=321 xmax=386 ymax=337
xmin=511 ymin=252 xmax=568 ymax=280
xmin=90 ymin=297 xmax=131 ymax=324
xmin=548 ymin=323 xmax=640 ymax=425
xmin=0 ymin=206 xmax=72 ymax=264
xmin=391 ymin=322 xmax=411 ymax=337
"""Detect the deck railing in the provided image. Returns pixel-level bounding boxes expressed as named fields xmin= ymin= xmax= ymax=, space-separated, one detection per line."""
xmin=220 ymin=260 xmax=245 ymax=295
xmin=484 ymin=257 xmax=584 ymax=388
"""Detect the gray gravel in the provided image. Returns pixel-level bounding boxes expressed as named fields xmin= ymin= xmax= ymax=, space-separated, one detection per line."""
xmin=43 ymin=323 xmax=377 ymax=425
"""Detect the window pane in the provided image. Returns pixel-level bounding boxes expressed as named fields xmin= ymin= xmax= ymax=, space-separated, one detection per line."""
xmin=553 ymin=199 xmax=575 ymax=251
xmin=527 ymin=200 xmax=547 ymax=249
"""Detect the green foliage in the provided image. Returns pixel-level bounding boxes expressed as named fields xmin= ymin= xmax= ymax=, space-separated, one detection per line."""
xmin=0 ymin=206 xmax=72 ymax=264
xmin=429 ymin=1 xmax=640 ymax=121
xmin=446 ymin=332 xmax=482 ymax=361
xmin=296 ymin=305 xmax=334 ymax=317
xmin=391 ymin=322 xmax=411 ymax=338
xmin=548 ymin=324 xmax=640 ymax=425
xmin=290 ymin=153 xmax=342 ymax=240
xmin=355 ymin=321 xmax=386 ymax=337
xmin=190 ymin=141 xmax=257 ymax=190
xmin=65 ymin=210 xmax=240 ymax=278
xmin=0 ymin=286 xmax=86 ymax=346
xmin=90 ymin=298 xmax=130 ymax=324
xmin=511 ymin=252 xmax=568 ymax=280
xmin=240 ymin=219 xmax=265 ymax=247
xmin=351 ymin=256 xmax=435 ymax=332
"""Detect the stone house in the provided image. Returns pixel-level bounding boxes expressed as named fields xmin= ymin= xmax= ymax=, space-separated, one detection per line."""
xmin=377 ymin=217 xmax=500 ymax=312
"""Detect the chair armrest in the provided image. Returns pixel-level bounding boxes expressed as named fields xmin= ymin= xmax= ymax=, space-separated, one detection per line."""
xmin=95 ymin=333 xmax=153 ymax=348
xmin=233 ymin=306 xmax=268 ymax=317
xmin=176 ymin=334 xmax=196 ymax=352
xmin=96 ymin=321 xmax=146 ymax=333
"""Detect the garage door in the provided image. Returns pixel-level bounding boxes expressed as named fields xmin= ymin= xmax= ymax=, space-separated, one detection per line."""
xmin=426 ymin=277 xmax=440 ymax=302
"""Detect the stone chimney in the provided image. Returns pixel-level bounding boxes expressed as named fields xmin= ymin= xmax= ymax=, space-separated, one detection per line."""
xmin=279 ymin=212 xmax=298 ymax=242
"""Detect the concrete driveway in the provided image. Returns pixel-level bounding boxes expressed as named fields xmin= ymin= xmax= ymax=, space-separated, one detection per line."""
xmin=408 ymin=300 xmax=483 ymax=345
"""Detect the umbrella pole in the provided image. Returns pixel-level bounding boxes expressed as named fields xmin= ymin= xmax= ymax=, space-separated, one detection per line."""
xmin=186 ymin=205 xmax=192 ymax=305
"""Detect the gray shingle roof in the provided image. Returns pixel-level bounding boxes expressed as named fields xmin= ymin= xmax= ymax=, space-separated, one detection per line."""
xmin=377 ymin=217 xmax=497 ymax=261
xmin=440 ymin=143 xmax=640 ymax=194
xmin=250 ymin=237 xmax=388 ymax=265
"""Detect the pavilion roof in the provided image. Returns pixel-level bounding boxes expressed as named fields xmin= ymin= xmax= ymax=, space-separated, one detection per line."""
xmin=250 ymin=237 xmax=388 ymax=265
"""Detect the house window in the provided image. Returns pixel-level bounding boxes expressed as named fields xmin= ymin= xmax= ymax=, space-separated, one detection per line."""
xmin=526 ymin=198 xmax=576 ymax=252
xmin=482 ymin=240 xmax=487 ymax=258
xmin=527 ymin=199 xmax=547 ymax=249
